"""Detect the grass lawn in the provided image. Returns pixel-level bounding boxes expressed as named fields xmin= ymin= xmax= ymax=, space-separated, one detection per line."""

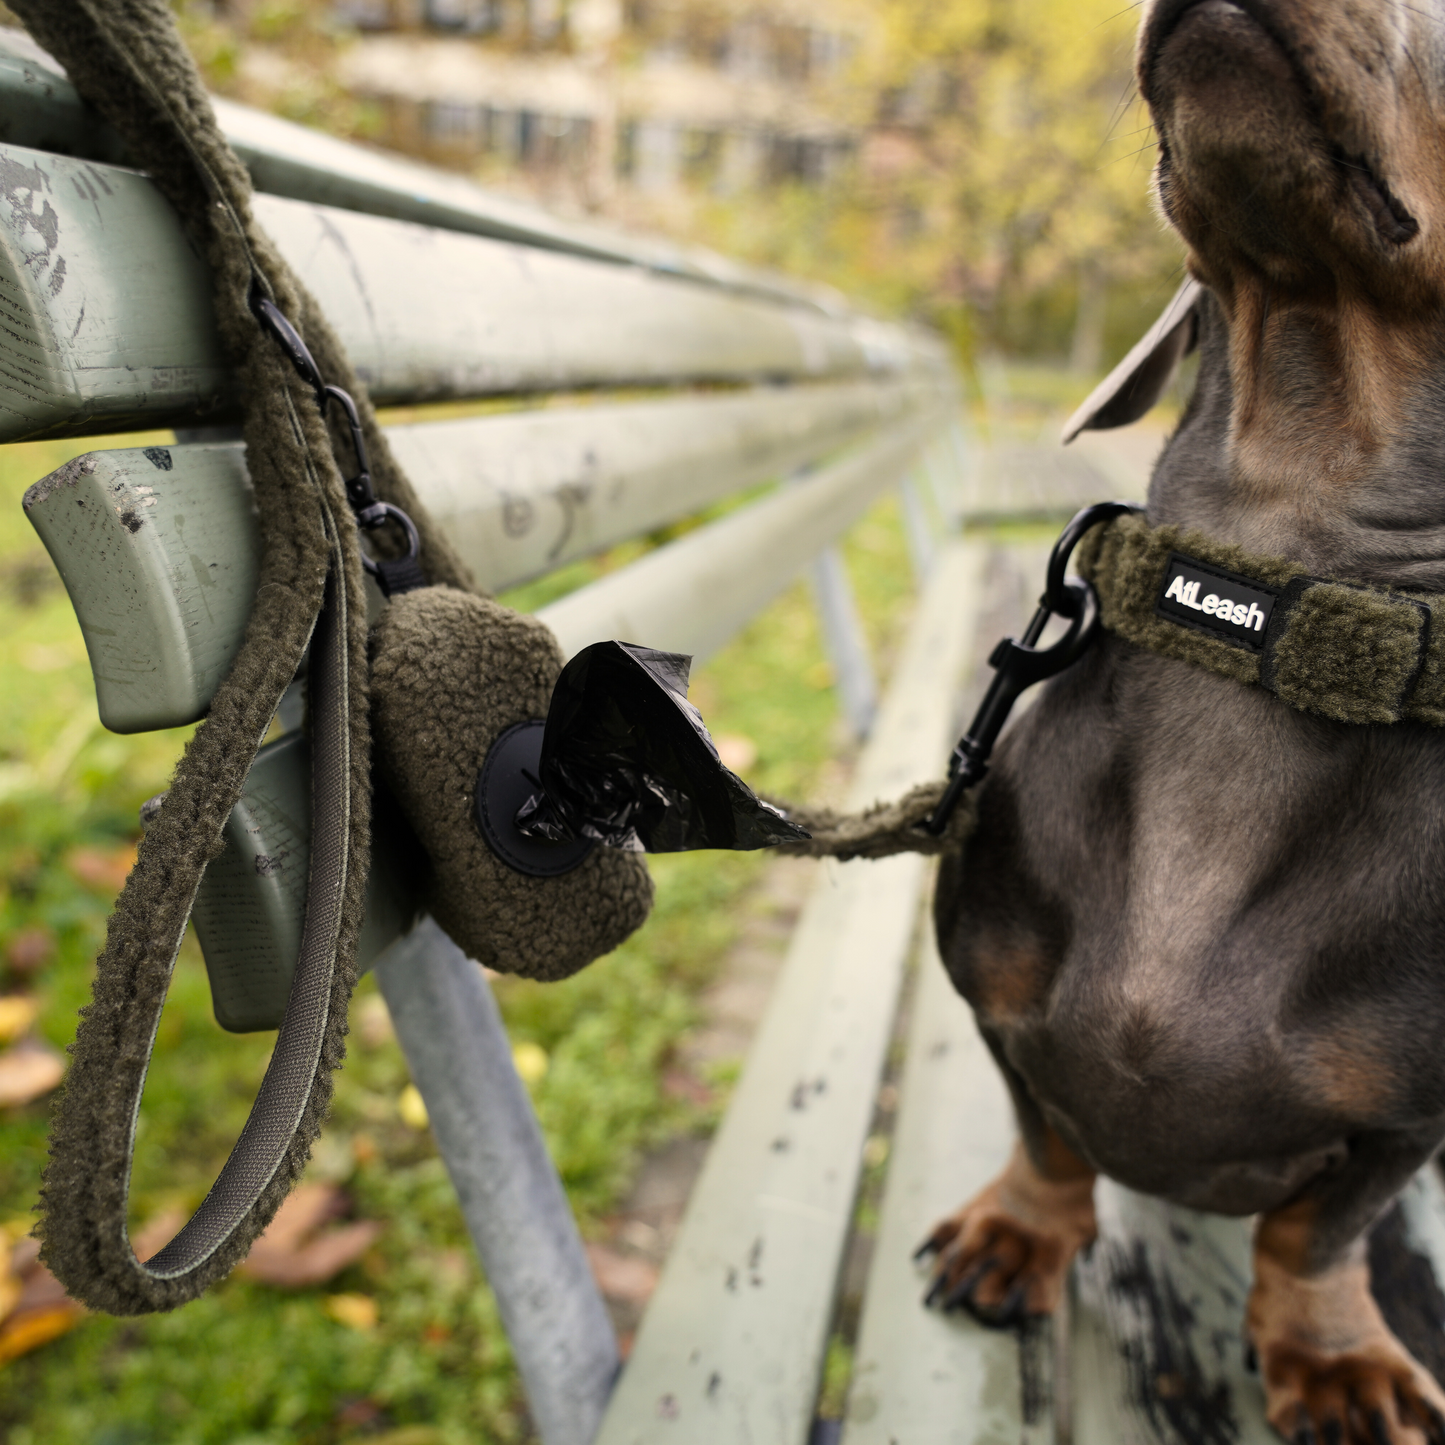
xmin=0 ymin=427 xmax=919 ymax=1444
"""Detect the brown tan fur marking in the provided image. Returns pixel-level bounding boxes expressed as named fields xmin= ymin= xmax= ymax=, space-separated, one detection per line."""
xmin=1251 ymin=1218 xmax=1445 ymax=1442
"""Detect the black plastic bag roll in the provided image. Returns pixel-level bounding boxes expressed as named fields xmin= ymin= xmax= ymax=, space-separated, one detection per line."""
xmin=515 ymin=641 xmax=811 ymax=853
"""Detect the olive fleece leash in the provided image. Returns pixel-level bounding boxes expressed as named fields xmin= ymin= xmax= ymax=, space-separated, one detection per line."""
xmin=9 ymin=0 xmax=391 ymax=1314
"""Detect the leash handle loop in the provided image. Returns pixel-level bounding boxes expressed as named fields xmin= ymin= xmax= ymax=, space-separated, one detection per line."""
xmin=923 ymin=501 xmax=1143 ymax=836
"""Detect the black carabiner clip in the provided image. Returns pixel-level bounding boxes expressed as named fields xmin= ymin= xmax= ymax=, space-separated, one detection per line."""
xmin=250 ymin=283 xmax=425 ymax=596
xmin=357 ymin=500 xmax=426 ymax=596
xmin=922 ymin=500 xmax=1142 ymax=836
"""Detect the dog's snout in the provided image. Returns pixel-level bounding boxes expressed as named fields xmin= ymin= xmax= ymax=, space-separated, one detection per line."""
xmin=1138 ymin=0 xmax=1444 ymax=282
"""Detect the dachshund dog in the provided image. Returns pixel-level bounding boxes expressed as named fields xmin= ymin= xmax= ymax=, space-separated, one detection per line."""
xmin=923 ymin=2 xmax=1445 ymax=1441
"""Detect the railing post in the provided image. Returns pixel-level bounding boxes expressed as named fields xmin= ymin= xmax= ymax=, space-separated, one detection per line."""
xmin=808 ymin=545 xmax=878 ymax=740
xmin=375 ymin=918 xmax=619 ymax=1445
xmin=899 ymin=475 xmax=936 ymax=582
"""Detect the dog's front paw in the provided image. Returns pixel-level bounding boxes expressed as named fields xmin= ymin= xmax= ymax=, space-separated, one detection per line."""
xmin=915 ymin=1140 xmax=1096 ymax=1328
xmin=1251 ymin=1249 xmax=1445 ymax=1444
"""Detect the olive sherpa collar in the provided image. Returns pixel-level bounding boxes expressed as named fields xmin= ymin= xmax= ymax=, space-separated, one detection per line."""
xmin=1075 ymin=512 xmax=1445 ymax=728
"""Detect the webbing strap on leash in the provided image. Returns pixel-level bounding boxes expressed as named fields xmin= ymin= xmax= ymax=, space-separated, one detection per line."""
xmin=140 ymin=549 xmax=351 ymax=1281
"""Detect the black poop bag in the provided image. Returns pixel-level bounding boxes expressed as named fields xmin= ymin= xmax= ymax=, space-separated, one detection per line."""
xmin=516 ymin=641 xmax=811 ymax=853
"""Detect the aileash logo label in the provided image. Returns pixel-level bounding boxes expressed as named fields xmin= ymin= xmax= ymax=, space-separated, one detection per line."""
xmin=1155 ymin=552 xmax=1277 ymax=651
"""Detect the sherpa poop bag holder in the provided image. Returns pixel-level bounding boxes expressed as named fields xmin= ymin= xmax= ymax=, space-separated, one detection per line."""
xmin=371 ymin=588 xmax=806 ymax=981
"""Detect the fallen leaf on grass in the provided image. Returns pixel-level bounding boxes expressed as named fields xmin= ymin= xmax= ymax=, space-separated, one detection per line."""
xmin=335 ymin=1398 xmax=385 ymax=1430
xmin=397 ymin=1084 xmax=429 ymax=1131
xmin=4 ymin=927 xmax=55 ymax=975
xmin=662 ymin=1069 xmax=712 ymax=1107
xmin=239 ymin=1182 xmax=382 ymax=1288
xmin=511 ymin=1041 xmax=548 ymax=1084
xmin=324 ymin=1292 xmax=378 ymax=1330
xmin=65 ymin=844 xmax=137 ymax=894
xmin=0 ymin=1037 xmax=64 ymax=1107
xmin=0 ymin=1229 xmax=86 ymax=1366
xmin=585 ymin=1243 xmax=659 ymax=1306
xmin=0 ymin=996 xmax=39 ymax=1044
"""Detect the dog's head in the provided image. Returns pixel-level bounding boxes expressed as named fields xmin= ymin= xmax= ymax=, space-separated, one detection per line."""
xmin=1073 ymin=0 xmax=1445 ymax=515
xmin=1139 ymin=0 xmax=1445 ymax=303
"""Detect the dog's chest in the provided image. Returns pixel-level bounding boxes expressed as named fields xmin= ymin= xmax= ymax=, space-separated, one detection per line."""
xmin=945 ymin=640 xmax=1445 ymax=1173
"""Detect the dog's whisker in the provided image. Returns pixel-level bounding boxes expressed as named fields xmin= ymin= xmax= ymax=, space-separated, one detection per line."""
xmin=1400 ymin=4 xmax=1445 ymax=34
xmin=1102 ymin=76 xmax=1144 ymax=142
xmin=1104 ymin=140 xmax=1161 ymax=167
xmin=1096 ymin=123 xmax=1160 ymax=163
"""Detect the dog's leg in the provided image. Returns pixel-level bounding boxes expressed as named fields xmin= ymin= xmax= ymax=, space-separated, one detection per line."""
xmin=918 ymin=1034 xmax=1097 ymax=1329
xmin=1249 ymin=1134 xmax=1445 ymax=1445
xmin=917 ymin=1135 xmax=1096 ymax=1327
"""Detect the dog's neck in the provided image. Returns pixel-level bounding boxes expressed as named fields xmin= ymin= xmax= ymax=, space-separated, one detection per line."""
xmin=1149 ymin=282 xmax=1445 ymax=590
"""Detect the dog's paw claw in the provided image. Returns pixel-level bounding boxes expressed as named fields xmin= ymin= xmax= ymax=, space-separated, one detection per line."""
xmin=919 ymin=1146 xmax=1096 ymax=1329
xmin=997 ymin=1281 xmax=1029 ymax=1328
xmin=938 ymin=1256 xmax=997 ymax=1315
xmin=913 ymin=1219 xmax=957 ymax=1264
xmin=1259 ymin=1343 xmax=1445 ymax=1444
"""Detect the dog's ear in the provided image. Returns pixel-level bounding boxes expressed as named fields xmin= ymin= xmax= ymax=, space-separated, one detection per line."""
xmin=1061 ymin=279 xmax=1202 ymax=443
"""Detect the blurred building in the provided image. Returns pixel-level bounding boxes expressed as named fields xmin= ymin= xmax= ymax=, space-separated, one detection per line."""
xmin=329 ymin=0 xmax=876 ymax=207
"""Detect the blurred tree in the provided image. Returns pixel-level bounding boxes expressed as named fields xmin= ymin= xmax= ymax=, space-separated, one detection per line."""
xmin=869 ymin=0 xmax=1185 ymax=369
xmin=682 ymin=0 xmax=1186 ymax=373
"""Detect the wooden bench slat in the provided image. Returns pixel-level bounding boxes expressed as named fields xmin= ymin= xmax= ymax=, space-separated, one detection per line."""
xmin=24 ymin=440 xmax=260 ymax=734
xmin=256 ymin=191 xmax=877 ymax=401
xmin=0 ymin=139 xmax=942 ymax=444
xmin=538 ymin=416 xmax=941 ymax=664
xmin=593 ymin=538 xmax=984 ymax=1445
xmin=389 ymin=378 xmax=932 ymax=589
xmin=1071 ymin=1184 xmax=1270 ymax=1444
xmin=841 ymin=927 xmax=1054 ymax=1445
xmin=0 ymin=145 xmax=230 ymax=444
xmin=0 ymin=26 xmax=851 ymax=316
xmin=24 ymin=407 xmax=940 ymax=732
xmin=1071 ymin=1164 xmax=1445 ymax=1443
